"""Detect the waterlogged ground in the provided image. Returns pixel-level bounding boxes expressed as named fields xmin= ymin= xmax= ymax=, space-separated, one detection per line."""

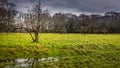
xmin=0 ymin=33 xmax=120 ymax=68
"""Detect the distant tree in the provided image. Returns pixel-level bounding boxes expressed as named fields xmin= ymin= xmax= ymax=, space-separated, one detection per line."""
xmin=65 ymin=13 xmax=78 ymax=33
xmin=52 ymin=13 xmax=68 ymax=33
xmin=0 ymin=0 xmax=17 ymax=32
xmin=104 ymin=11 xmax=120 ymax=33
xmin=78 ymin=14 xmax=90 ymax=33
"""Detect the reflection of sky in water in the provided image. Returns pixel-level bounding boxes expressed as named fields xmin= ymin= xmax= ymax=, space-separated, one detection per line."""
xmin=1 ymin=57 xmax=59 ymax=68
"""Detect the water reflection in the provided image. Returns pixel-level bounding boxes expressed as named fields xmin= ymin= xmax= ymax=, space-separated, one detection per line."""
xmin=0 ymin=57 xmax=59 ymax=68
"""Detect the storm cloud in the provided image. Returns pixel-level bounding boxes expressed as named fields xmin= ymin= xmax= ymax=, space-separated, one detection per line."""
xmin=14 ymin=0 xmax=120 ymax=15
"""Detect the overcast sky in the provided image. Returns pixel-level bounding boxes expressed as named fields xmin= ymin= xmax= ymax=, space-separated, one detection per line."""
xmin=14 ymin=0 xmax=120 ymax=15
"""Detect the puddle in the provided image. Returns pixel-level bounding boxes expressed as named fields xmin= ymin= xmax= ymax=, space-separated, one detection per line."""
xmin=0 ymin=57 xmax=59 ymax=68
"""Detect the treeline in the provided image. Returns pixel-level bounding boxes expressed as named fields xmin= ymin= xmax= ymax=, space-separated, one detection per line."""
xmin=0 ymin=0 xmax=120 ymax=34
xmin=50 ymin=12 xmax=120 ymax=34
xmin=15 ymin=11 xmax=120 ymax=34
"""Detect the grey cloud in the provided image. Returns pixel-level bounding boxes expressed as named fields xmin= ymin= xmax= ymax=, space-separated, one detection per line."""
xmin=43 ymin=0 xmax=120 ymax=13
xmin=15 ymin=0 xmax=120 ymax=14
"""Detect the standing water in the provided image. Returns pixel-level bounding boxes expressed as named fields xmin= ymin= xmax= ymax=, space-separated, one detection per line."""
xmin=0 ymin=57 xmax=59 ymax=68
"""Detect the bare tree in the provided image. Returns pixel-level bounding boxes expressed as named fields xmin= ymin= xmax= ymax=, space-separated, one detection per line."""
xmin=18 ymin=2 xmax=49 ymax=43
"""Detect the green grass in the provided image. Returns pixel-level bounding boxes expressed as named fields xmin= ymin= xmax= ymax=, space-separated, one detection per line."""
xmin=0 ymin=33 xmax=120 ymax=67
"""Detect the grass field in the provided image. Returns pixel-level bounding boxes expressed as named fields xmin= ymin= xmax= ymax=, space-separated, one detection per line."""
xmin=0 ymin=33 xmax=120 ymax=68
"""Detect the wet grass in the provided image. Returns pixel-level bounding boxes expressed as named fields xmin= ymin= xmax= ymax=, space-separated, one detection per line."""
xmin=0 ymin=33 xmax=120 ymax=67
